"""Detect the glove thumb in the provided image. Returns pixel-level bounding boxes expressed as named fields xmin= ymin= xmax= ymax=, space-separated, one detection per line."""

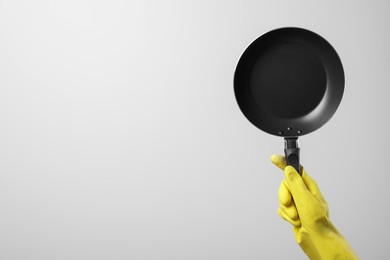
xmin=270 ymin=154 xmax=287 ymax=170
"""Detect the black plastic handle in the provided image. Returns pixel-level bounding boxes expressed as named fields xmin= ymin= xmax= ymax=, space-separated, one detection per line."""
xmin=284 ymin=137 xmax=301 ymax=174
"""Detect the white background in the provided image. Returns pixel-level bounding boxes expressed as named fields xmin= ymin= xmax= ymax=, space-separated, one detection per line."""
xmin=0 ymin=0 xmax=389 ymax=259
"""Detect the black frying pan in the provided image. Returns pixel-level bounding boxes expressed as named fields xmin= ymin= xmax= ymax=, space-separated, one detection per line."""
xmin=234 ymin=27 xmax=344 ymax=173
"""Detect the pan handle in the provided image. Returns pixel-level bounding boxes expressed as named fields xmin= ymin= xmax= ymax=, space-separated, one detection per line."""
xmin=284 ymin=137 xmax=301 ymax=174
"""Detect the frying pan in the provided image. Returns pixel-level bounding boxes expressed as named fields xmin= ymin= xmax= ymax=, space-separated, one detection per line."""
xmin=234 ymin=27 xmax=344 ymax=173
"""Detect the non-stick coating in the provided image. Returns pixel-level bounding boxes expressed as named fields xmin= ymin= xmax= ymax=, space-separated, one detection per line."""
xmin=234 ymin=27 xmax=344 ymax=137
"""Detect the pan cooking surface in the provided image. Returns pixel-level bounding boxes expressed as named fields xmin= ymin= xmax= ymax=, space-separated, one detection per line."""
xmin=250 ymin=42 xmax=327 ymax=119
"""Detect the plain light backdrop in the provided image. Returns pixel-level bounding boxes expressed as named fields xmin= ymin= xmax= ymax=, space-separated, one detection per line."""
xmin=0 ymin=0 xmax=389 ymax=259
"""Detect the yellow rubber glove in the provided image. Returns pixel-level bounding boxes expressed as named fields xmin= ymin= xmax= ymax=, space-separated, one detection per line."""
xmin=271 ymin=154 xmax=359 ymax=260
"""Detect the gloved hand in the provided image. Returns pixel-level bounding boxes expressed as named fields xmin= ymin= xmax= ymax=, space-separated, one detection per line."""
xmin=271 ymin=154 xmax=358 ymax=260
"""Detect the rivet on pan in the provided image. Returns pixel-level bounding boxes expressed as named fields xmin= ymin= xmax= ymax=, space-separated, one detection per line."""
xmin=297 ymin=130 xmax=302 ymax=134
xmin=278 ymin=131 xmax=284 ymax=135
xmin=287 ymin=126 xmax=292 ymax=131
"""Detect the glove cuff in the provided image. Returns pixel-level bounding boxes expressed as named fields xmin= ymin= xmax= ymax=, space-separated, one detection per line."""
xmin=294 ymin=222 xmax=359 ymax=260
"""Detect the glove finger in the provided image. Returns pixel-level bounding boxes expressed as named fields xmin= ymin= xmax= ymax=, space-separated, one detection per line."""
xmin=278 ymin=208 xmax=301 ymax=227
xmin=279 ymin=203 xmax=299 ymax=221
xmin=270 ymin=154 xmax=287 ymax=170
xmin=278 ymin=180 xmax=292 ymax=206
xmin=284 ymin=166 xmax=311 ymax=206
xmin=301 ymin=169 xmax=327 ymax=204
